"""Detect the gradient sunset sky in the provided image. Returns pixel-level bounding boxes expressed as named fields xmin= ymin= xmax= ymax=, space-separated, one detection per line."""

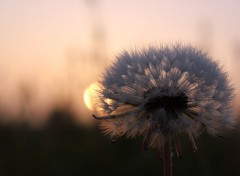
xmin=0 ymin=0 xmax=239 ymax=124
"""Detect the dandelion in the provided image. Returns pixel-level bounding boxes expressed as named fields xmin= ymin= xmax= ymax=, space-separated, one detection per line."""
xmin=93 ymin=44 xmax=235 ymax=176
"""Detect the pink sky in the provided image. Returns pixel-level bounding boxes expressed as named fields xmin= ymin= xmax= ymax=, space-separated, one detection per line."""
xmin=0 ymin=0 xmax=239 ymax=125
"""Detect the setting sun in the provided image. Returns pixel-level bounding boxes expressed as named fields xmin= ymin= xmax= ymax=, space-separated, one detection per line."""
xmin=83 ymin=82 xmax=100 ymax=111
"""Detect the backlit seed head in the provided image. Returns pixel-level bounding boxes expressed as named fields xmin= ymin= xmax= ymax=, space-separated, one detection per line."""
xmin=93 ymin=44 xmax=235 ymax=154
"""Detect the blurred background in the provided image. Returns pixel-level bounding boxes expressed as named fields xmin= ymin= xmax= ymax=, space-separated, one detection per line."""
xmin=0 ymin=0 xmax=240 ymax=175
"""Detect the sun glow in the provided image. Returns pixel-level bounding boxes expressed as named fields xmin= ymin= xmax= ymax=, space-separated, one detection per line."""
xmin=83 ymin=82 xmax=100 ymax=111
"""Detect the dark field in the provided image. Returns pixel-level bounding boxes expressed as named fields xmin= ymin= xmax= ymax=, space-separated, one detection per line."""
xmin=0 ymin=109 xmax=239 ymax=176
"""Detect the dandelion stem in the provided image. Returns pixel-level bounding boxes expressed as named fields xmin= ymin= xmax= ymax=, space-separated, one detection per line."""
xmin=163 ymin=137 xmax=172 ymax=176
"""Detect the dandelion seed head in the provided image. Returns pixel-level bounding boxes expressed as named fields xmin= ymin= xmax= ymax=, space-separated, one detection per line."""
xmin=94 ymin=44 xmax=235 ymax=150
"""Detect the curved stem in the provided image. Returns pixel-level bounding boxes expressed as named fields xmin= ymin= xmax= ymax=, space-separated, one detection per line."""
xmin=163 ymin=137 xmax=172 ymax=176
xmin=92 ymin=105 xmax=143 ymax=120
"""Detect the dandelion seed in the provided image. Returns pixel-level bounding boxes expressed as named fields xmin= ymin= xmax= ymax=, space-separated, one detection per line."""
xmin=93 ymin=44 xmax=235 ymax=176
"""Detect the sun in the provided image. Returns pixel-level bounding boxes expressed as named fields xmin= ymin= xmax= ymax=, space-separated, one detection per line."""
xmin=83 ymin=82 xmax=100 ymax=111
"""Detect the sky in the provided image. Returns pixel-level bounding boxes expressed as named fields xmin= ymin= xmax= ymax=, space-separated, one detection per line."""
xmin=0 ymin=0 xmax=240 ymax=125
